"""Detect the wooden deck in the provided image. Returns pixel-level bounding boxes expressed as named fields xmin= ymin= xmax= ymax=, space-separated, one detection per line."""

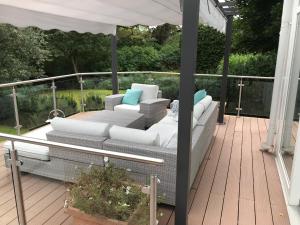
xmin=0 ymin=116 xmax=290 ymax=225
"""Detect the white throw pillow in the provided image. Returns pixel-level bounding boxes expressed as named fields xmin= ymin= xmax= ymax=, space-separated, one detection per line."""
xmin=109 ymin=125 xmax=160 ymax=146
xmin=131 ymin=83 xmax=159 ymax=102
xmin=193 ymin=102 xmax=205 ymax=121
xmin=51 ymin=117 xmax=110 ymax=137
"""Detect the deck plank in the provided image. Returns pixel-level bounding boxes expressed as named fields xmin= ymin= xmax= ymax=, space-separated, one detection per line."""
xmin=258 ymin=118 xmax=290 ymax=225
xmin=188 ymin=116 xmax=232 ymax=225
xmin=202 ymin=116 xmax=236 ymax=225
xmin=220 ymin=118 xmax=243 ymax=225
xmin=0 ymin=115 xmax=291 ymax=225
xmin=238 ymin=117 xmax=255 ymax=225
xmin=250 ymin=117 xmax=273 ymax=225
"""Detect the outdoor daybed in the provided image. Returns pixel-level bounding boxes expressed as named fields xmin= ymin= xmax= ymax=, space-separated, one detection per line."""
xmin=4 ymin=96 xmax=218 ymax=205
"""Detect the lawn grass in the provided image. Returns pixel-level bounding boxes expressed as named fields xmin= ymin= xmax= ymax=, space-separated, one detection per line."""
xmin=56 ymin=89 xmax=125 ymax=110
xmin=0 ymin=125 xmax=29 ymax=142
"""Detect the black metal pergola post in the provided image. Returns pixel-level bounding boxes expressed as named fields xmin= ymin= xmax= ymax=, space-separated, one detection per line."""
xmin=175 ymin=0 xmax=200 ymax=224
xmin=111 ymin=34 xmax=119 ymax=94
xmin=218 ymin=15 xmax=233 ymax=124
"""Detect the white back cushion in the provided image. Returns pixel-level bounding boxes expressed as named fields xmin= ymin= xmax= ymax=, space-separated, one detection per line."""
xmin=199 ymin=95 xmax=212 ymax=110
xmin=131 ymin=83 xmax=159 ymax=102
xmin=51 ymin=117 xmax=110 ymax=137
xmin=109 ymin=125 xmax=159 ymax=146
xmin=193 ymin=102 xmax=205 ymax=121
xmin=148 ymin=123 xmax=177 ymax=147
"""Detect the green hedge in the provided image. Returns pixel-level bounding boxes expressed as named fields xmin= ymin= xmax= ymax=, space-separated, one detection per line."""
xmin=217 ymin=52 xmax=277 ymax=76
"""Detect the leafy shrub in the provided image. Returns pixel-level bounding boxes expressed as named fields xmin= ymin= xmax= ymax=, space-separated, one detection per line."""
xmin=85 ymin=94 xmax=103 ymax=111
xmin=160 ymin=34 xmax=181 ymax=71
xmin=69 ymin=165 xmax=148 ymax=222
xmin=118 ymin=46 xmax=161 ymax=71
xmin=217 ymin=52 xmax=277 ymax=76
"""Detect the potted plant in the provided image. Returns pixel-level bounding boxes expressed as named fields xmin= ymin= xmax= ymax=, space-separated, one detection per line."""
xmin=65 ymin=164 xmax=149 ymax=225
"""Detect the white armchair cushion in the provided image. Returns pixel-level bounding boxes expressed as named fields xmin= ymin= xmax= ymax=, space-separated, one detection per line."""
xmin=51 ymin=117 xmax=110 ymax=137
xmin=131 ymin=83 xmax=159 ymax=102
xmin=114 ymin=104 xmax=140 ymax=113
xmin=109 ymin=125 xmax=160 ymax=146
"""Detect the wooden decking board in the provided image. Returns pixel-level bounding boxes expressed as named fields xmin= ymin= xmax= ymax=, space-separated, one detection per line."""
xmin=220 ymin=120 xmax=243 ymax=225
xmin=258 ymin=118 xmax=290 ymax=225
xmin=250 ymin=117 xmax=273 ymax=225
xmin=0 ymin=115 xmax=291 ymax=225
xmin=202 ymin=116 xmax=236 ymax=225
xmin=188 ymin=116 xmax=231 ymax=225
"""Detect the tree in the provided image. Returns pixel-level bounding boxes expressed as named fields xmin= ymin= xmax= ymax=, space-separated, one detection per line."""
xmin=232 ymin=0 xmax=283 ymax=53
xmin=151 ymin=24 xmax=179 ymax=45
xmin=45 ymin=30 xmax=111 ymax=75
xmin=160 ymin=25 xmax=225 ymax=73
xmin=0 ymin=24 xmax=51 ymax=83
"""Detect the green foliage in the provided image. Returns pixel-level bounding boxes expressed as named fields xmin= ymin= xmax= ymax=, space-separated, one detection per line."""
xmin=197 ymin=25 xmax=225 ymax=73
xmin=85 ymin=94 xmax=104 ymax=111
xmin=118 ymin=46 xmax=161 ymax=71
xmin=45 ymin=30 xmax=111 ymax=75
xmin=217 ymin=52 xmax=277 ymax=76
xmin=233 ymin=0 xmax=283 ymax=53
xmin=159 ymin=25 xmax=225 ymax=73
xmin=69 ymin=165 xmax=148 ymax=222
xmin=160 ymin=34 xmax=181 ymax=71
xmin=151 ymin=24 xmax=179 ymax=45
xmin=0 ymin=24 xmax=51 ymax=83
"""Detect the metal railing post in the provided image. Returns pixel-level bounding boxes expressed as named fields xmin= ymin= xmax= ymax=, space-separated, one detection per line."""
xmin=150 ymin=175 xmax=158 ymax=225
xmin=10 ymin=141 xmax=26 ymax=225
xmin=236 ymin=78 xmax=244 ymax=117
xmin=12 ymin=86 xmax=22 ymax=135
xmin=51 ymin=80 xmax=58 ymax=117
xmin=79 ymin=76 xmax=85 ymax=112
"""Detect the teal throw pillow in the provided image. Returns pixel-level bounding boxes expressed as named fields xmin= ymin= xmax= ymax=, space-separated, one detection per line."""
xmin=122 ymin=89 xmax=143 ymax=105
xmin=194 ymin=89 xmax=207 ymax=105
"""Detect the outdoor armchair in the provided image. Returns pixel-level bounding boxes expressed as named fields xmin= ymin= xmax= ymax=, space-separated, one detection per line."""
xmin=105 ymin=83 xmax=170 ymax=127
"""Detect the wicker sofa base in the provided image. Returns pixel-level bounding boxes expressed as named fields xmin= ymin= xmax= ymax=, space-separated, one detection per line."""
xmin=4 ymin=102 xmax=218 ymax=206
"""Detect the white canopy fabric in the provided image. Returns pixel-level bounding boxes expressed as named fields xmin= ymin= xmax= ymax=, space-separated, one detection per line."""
xmin=0 ymin=0 xmax=226 ymax=34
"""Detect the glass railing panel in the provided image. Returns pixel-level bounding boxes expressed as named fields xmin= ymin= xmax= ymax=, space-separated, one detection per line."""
xmin=55 ymin=76 xmax=81 ymax=117
xmin=224 ymin=77 xmax=240 ymax=115
xmin=0 ymin=88 xmax=22 ymax=136
xmin=239 ymin=78 xmax=273 ymax=117
xmin=0 ymin=144 xmax=22 ymax=224
xmin=82 ymin=74 xmax=112 ymax=111
xmin=195 ymin=75 xmax=221 ymax=101
xmin=17 ymin=82 xmax=53 ymax=130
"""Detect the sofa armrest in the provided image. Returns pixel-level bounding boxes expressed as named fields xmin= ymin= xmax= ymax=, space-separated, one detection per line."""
xmin=46 ymin=130 xmax=107 ymax=165
xmin=105 ymin=94 xmax=125 ymax=110
xmin=140 ymin=98 xmax=170 ymax=114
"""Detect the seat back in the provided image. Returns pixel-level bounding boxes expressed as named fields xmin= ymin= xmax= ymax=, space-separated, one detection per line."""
xmin=131 ymin=83 xmax=159 ymax=102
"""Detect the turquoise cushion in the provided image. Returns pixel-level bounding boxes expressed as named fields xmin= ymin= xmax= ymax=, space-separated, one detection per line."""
xmin=122 ymin=89 xmax=143 ymax=105
xmin=194 ymin=89 xmax=207 ymax=105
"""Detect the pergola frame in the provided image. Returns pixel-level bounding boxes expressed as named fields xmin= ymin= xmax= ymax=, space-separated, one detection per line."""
xmin=0 ymin=1 xmax=232 ymax=225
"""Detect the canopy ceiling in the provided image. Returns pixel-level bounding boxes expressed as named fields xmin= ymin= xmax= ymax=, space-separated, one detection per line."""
xmin=0 ymin=0 xmax=226 ymax=34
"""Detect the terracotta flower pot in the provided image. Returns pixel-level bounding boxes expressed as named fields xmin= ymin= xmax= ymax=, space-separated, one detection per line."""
xmin=65 ymin=207 xmax=128 ymax=225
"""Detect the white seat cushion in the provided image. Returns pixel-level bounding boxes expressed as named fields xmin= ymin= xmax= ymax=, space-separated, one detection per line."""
xmin=114 ymin=104 xmax=140 ymax=113
xmin=159 ymin=112 xmax=198 ymax=129
xmin=51 ymin=117 xmax=110 ymax=137
xmin=109 ymin=125 xmax=159 ymax=146
xmin=4 ymin=125 xmax=52 ymax=161
xmin=131 ymin=83 xmax=159 ymax=102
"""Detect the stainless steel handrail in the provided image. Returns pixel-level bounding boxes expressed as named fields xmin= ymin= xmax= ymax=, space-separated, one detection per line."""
xmin=0 ymin=132 xmax=164 ymax=166
xmin=0 ymin=71 xmax=276 ymax=88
